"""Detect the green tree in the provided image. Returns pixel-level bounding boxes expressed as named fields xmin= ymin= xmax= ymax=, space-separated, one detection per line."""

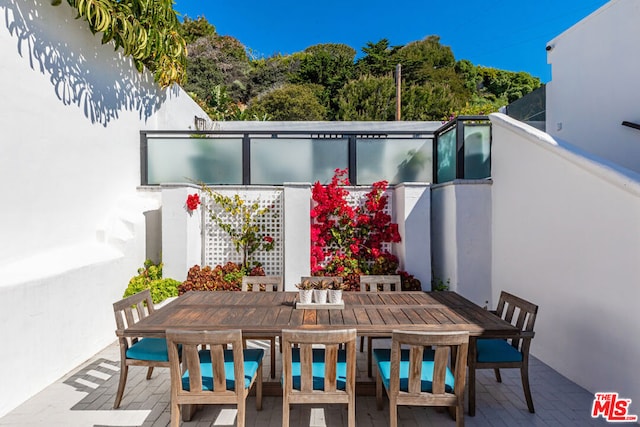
xmin=179 ymin=16 xmax=216 ymax=44
xmin=248 ymin=84 xmax=326 ymax=120
xmin=401 ymin=82 xmax=460 ymax=120
xmin=290 ymin=43 xmax=356 ymax=118
xmin=356 ymin=39 xmax=399 ymax=77
xmin=336 ymin=75 xmax=396 ymax=120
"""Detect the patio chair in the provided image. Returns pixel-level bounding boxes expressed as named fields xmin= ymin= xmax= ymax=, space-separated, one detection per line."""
xmin=165 ymin=328 xmax=263 ymax=427
xmin=359 ymin=274 xmax=402 ymax=377
xmin=241 ymin=275 xmax=283 ymax=378
xmin=112 ymin=289 xmax=171 ymax=409
xmin=374 ymin=330 xmax=469 ymax=427
xmin=281 ymin=328 xmax=357 ymax=427
xmin=468 ymin=291 xmax=539 ymax=416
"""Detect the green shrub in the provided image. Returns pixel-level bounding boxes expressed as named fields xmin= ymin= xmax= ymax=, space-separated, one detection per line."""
xmin=124 ymin=260 xmax=180 ymax=304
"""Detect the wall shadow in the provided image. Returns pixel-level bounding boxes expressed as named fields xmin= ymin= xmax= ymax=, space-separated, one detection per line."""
xmin=2 ymin=0 xmax=171 ymax=127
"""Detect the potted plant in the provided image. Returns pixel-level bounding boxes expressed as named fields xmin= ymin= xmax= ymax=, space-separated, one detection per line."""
xmin=328 ymin=279 xmax=347 ymax=304
xmin=296 ymin=280 xmax=314 ymax=304
xmin=313 ymin=279 xmax=330 ymax=304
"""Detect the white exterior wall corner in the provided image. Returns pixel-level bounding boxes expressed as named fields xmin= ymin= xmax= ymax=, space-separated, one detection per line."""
xmin=490 ymin=112 xmax=640 ymax=407
xmin=393 ymin=183 xmax=431 ymax=290
xmin=546 ymin=0 xmax=640 ymax=174
xmin=0 ymin=0 xmax=208 ymax=417
xmin=430 ymin=180 xmax=492 ymax=305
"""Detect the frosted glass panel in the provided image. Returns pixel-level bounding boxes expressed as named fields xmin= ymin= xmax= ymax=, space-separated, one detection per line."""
xmin=250 ymin=138 xmax=348 ymax=184
xmin=436 ymin=127 xmax=456 ymax=183
xmin=464 ymin=125 xmax=491 ymax=179
xmin=147 ymin=137 xmax=242 ymax=184
xmin=356 ymin=138 xmax=432 ymax=185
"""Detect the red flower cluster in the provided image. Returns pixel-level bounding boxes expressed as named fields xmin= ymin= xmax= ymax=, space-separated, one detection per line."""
xmin=310 ymin=168 xmax=402 ymax=281
xmin=186 ymin=193 xmax=200 ymax=211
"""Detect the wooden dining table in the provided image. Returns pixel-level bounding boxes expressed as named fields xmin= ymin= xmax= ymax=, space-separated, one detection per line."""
xmin=122 ymin=290 xmax=516 ymax=340
xmin=121 ymin=290 xmax=516 ymax=395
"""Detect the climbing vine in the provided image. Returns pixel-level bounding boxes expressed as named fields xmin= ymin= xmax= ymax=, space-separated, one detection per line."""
xmin=52 ymin=0 xmax=187 ymax=88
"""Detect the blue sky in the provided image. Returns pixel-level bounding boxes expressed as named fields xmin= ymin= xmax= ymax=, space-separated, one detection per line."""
xmin=173 ymin=0 xmax=609 ymax=83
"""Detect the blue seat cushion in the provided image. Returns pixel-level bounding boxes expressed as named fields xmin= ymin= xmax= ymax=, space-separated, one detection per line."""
xmin=181 ymin=348 xmax=264 ymax=391
xmin=285 ymin=348 xmax=349 ymax=391
xmin=373 ymin=348 xmax=454 ymax=393
xmin=126 ymin=338 xmax=170 ymax=362
xmin=476 ymin=339 xmax=523 ymax=363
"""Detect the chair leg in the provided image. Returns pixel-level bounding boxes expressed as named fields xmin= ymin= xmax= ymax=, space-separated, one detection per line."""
xmin=282 ymin=398 xmax=289 ymax=427
xmin=376 ymin=372 xmax=384 ymax=410
xmin=113 ymin=364 xmax=128 ymax=409
xmin=237 ymin=396 xmax=246 ymax=427
xmin=270 ymin=338 xmax=276 ymax=378
xmin=389 ymin=398 xmax=398 ymax=427
xmin=348 ymin=398 xmax=356 ymax=427
xmin=367 ymin=337 xmax=373 ymax=377
xmin=256 ymin=365 xmax=263 ymax=411
xmin=170 ymin=400 xmax=181 ymax=427
xmin=494 ymin=368 xmax=502 ymax=382
xmin=521 ymin=365 xmax=535 ymax=413
xmin=456 ymin=401 xmax=465 ymax=427
xmin=146 ymin=366 xmax=154 ymax=380
xmin=468 ymin=365 xmax=476 ymax=416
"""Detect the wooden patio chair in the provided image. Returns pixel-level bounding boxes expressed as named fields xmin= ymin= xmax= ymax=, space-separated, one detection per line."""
xmin=281 ymin=328 xmax=357 ymax=427
xmin=359 ymin=274 xmax=402 ymax=377
xmin=241 ymin=275 xmax=283 ymax=378
xmin=468 ymin=291 xmax=539 ymax=416
xmin=112 ymin=289 xmax=171 ymax=409
xmin=374 ymin=330 xmax=469 ymax=427
xmin=165 ymin=328 xmax=263 ymax=427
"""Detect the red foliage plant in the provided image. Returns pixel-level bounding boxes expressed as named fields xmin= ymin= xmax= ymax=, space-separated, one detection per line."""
xmin=178 ymin=262 xmax=265 ymax=294
xmin=310 ymin=169 xmax=419 ymax=290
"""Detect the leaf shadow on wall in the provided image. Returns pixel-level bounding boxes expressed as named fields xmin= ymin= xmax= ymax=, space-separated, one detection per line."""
xmin=3 ymin=0 xmax=174 ymax=127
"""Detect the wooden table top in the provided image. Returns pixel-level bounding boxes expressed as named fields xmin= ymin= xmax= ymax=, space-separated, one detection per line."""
xmin=122 ymin=291 xmax=517 ymax=339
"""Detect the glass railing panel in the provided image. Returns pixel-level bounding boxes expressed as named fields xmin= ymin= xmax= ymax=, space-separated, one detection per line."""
xmin=463 ymin=124 xmax=491 ymax=179
xmin=147 ymin=137 xmax=242 ymax=184
xmin=356 ymin=138 xmax=433 ymax=185
xmin=250 ymin=137 xmax=348 ymax=184
xmin=436 ymin=127 xmax=457 ymax=183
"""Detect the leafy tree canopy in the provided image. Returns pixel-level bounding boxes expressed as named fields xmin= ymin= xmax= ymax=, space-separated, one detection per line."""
xmin=248 ymin=84 xmax=327 ymax=121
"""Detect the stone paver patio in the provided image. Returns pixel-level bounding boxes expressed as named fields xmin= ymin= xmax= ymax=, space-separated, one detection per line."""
xmin=0 ymin=339 xmax=622 ymax=426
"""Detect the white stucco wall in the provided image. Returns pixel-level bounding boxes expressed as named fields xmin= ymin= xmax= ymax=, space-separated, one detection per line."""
xmin=491 ymin=113 xmax=640 ymax=407
xmin=0 ymin=0 xmax=206 ymax=417
xmin=431 ymin=181 xmax=492 ymax=306
xmin=546 ymin=0 xmax=640 ymax=174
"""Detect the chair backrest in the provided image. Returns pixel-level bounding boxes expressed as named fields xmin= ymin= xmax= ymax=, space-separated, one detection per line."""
xmin=359 ymin=275 xmax=401 ymax=292
xmin=282 ymin=329 xmax=356 ymax=396
xmin=113 ymin=289 xmax=155 ymax=344
xmin=241 ymin=275 xmax=283 ymax=292
xmin=166 ymin=329 xmax=246 ymax=400
xmin=494 ymin=291 xmax=539 ymax=352
xmin=390 ymin=330 xmax=469 ymax=403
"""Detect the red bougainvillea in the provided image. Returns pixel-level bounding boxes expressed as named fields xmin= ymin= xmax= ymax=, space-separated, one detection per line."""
xmin=310 ymin=168 xmax=416 ymax=290
xmin=185 ymin=193 xmax=201 ymax=211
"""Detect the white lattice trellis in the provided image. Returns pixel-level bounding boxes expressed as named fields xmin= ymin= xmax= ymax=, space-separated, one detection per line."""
xmin=203 ymin=188 xmax=283 ymax=275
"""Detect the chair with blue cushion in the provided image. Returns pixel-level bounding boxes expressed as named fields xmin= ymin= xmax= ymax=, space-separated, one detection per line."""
xmin=241 ymin=275 xmax=283 ymax=379
xmin=281 ymin=328 xmax=357 ymax=427
xmin=359 ymin=274 xmax=402 ymax=377
xmin=165 ymin=328 xmax=263 ymax=427
xmin=112 ymin=289 xmax=171 ymax=409
xmin=374 ymin=330 xmax=469 ymax=427
xmin=468 ymin=291 xmax=539 ymax=416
